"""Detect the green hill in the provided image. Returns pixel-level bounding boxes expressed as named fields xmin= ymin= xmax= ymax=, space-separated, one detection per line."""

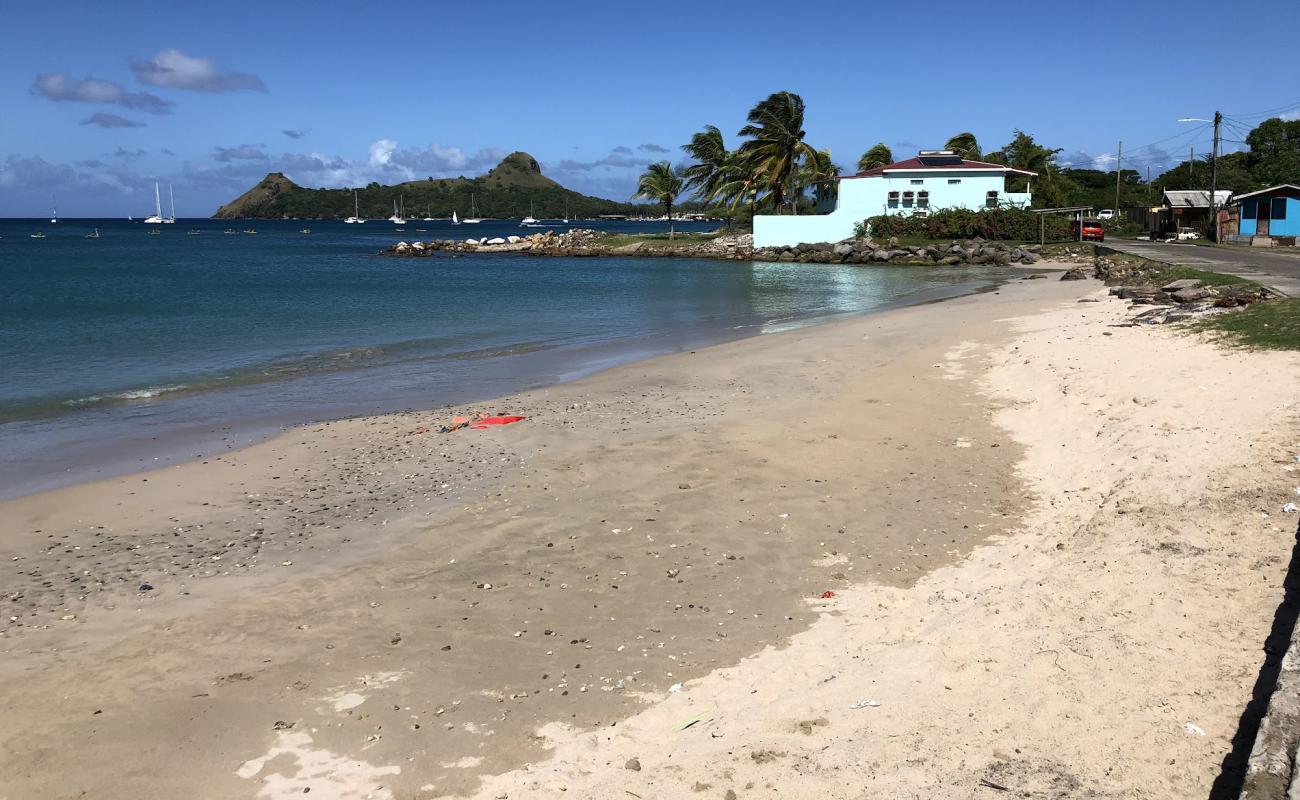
xmin=212 ymin=151 xmax=649 ymax=220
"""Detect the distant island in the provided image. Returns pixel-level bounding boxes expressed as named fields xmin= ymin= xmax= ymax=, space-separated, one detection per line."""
xmin=212 ymin=151 xmax=683 ymax=220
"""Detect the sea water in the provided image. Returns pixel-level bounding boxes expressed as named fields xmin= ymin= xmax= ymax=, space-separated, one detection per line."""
xmin=0 ymin=217 xmax=1016 ymax=498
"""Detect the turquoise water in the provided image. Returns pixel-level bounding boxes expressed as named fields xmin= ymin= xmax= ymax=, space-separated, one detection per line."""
xmin=0 ymin=217 xmax=1015 ymax=497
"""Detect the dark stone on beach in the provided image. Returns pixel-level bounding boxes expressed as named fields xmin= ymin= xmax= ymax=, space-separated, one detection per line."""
xmin=1060 ymin=267 xmax=1089 ymax=281
xmin=625 ymin=758 xmax=642 ymax=771
xmin=1161 ymin=279 xmax=1203 ymax=292
xmin=273 ymin=720 xmax=295 ymax=730
xmin=138 ymin=583 xmax=153 ymax=592
xmin=1171 ymin=287 xmax=1212 ymax=303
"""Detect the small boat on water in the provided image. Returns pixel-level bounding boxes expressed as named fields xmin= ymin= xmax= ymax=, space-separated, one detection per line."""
xmin=243 ymin=229 xmax=257 ymax=234
xmin=388 ymin=195 xmax=406 ymax=225
xmin=149 ymin=229 xmax=162 ymax=235
xmin=85 ymin=228 xmax=101 ymax=239
xmin=452 ymin=210 xmax=460 ymax=225
xmin=30 ymin=232 xmax=46 ymax=239
xmin=463 ymin=194 xmax=482 ymax=224
xmin=187 ymin=229 xmax=201 ymax=236
xmin=224 ymin=229 xmax=237 ymax=235
xmin=299 ymin=228 xmax=311 ymax=234
xmin=145 ymin=183 xmax=166 ymax=224
xmin=50 ymin=196 xmax=59 ymax=224
xmin=520 ymin=200 xmax=538 ymax=226
xmin=345 ymin=190 xmax=365 ymax=224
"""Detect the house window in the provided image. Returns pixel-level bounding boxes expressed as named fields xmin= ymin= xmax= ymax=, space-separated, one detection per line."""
xmin=948 ymin=178 xmax=961 ymax=185
xmin=1273 ymin=198 xmax=1288 ymax=219
xmin=910 ymin=179 xmax=924 ymax=185
xmin=887 ymin=190 xmax=899 ymax=208
xmin=918 ymin=190 xmax=930 ymax=208
xmin=986 ymin=190 xmax=999 ymax=209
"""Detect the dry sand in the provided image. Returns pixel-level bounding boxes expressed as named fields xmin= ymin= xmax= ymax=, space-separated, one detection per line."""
xmin=2 ymin=268 xmax=1298 ymax=799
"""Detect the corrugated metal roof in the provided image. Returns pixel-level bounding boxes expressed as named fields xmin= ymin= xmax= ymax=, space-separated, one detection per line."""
xmin=1229 ymin=184 xmax=1300 ymax=203
xmin=1162 ymin=190 xmax=1232 ymax=208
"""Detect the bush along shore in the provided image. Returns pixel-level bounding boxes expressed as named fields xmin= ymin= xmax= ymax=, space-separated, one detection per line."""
xmin=382 ymin=229 xmax=1044 ymax=266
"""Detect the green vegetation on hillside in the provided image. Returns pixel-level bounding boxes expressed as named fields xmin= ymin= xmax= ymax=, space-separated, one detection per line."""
xmin=213 ymin=152 xmax=699 ymax=220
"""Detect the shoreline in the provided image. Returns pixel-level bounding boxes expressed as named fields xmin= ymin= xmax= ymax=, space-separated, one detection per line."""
xmin=3 ymin=269 xmax=1297 ymax=799
xmin=0 ymin=262 xmax=1033 ymax=502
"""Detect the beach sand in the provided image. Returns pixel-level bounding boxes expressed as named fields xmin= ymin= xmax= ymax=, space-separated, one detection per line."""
xmin=2 ymin=267 xmax=1298 ymax=799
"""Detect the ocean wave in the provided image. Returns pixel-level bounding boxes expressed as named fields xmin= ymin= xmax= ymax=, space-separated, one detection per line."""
xmin=65 ymin=384 xmax=190 ymax=407
xmin=1 ymin=336 xmax=564 ymax=425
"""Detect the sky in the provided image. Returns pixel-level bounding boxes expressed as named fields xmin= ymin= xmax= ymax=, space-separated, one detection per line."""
xmin=2 ymin=0 xmax=1298 ymax=217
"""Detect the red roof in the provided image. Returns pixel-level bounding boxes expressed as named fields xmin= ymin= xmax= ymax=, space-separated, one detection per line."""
xmin=843 ymin=155 xmax=1037 ymax=180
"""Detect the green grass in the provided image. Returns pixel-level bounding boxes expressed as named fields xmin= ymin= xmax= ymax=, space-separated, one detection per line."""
xmin=1145 ymin=266 xmax=1257 ymax=288
xmin=1196 ymin=298 xmax=1300 ymax=350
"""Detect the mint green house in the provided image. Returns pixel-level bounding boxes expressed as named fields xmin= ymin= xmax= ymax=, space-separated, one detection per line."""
xmin=753 ymin=150 xmax=1036 ymax=248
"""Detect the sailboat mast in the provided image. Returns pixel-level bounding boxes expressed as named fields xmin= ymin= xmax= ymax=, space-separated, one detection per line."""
xmin=169 ymin=184 xmax=176 ymax=220
xmin=155 ymin=183 xmax=162 ymax=217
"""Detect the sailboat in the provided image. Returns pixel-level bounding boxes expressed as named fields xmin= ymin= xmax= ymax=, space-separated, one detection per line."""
xmin=452 ymin=210 xmax=460 ymax=225
xmin=85 ymin=228 xmax=101 ymax=239
xmin=422 ymin=206 xmax=436 ymax=222
xmin=388 ymin=194 xmax=406 ymax=224
xmin=344 ymin=190 xmax=365 ymax=223
xmin=50 ymin=196 xmax=58 ymax=224
xmin=562 ymin=200 xmax=571 ymax=225
xmin=520 ymin=200 xmax=537 ymax=226
xmin=144 ymin=183 xmax=166 ymax=224
xmin=166 ymin=184 xmax=177 ymax=223
xmin=462 ymin=193 xmax=482 ymax=224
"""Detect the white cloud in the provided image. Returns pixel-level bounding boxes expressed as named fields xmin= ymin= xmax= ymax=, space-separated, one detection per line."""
xmin=368 ymin=139 xmax=398 ymax=168
xmin=81 ymin=112 xmax=146 ymax=129
xmin=31 ymin=73 xmax=172 ymax=113
xmin=130 ymin=49 xmax=267 ymax=93
xmin=213 ymin=144 xmax=269 ymax=162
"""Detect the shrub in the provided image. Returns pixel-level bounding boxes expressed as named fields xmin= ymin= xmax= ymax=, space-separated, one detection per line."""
xmin=863 ymin=208 xmax=1070 ymax=241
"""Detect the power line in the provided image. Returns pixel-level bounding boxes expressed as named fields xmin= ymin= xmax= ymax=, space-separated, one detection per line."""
xmin=1223 ymin=99 xmax=1300 ymax=120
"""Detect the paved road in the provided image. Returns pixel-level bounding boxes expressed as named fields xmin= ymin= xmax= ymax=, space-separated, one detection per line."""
xmin=1100 ymin=240 xmax=1300 ymax=297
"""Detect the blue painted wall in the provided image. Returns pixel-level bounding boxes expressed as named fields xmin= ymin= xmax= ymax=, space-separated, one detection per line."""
xmin=1240 ymin=196 xmax=1299 ymax=237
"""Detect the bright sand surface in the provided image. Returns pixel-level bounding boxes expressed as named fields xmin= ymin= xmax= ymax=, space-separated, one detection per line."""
xmin=2 ymin=267 xmax=1299 ymax=799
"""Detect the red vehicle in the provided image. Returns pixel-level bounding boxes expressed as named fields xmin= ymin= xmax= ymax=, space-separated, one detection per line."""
xmin=1070 ymin=218 xmax=1105 ymax=242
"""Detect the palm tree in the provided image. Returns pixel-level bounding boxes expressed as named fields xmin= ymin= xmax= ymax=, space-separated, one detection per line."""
xmin=711 ymin=151 xmax=762 ymax=214
xmin=944 ymin=132 xmax=981 ymax=161
xmin=681 ymin=125 xmax=730 ymax=204
xmin=736 ymin=91 xmax=817 ymax=214
xmin=797 ymin=148 xmax=842 ymax=209
xmin=857 ymin=143 xmax=893 ymax=172
xmin=633 ymin=161 xmax=684 ymax=239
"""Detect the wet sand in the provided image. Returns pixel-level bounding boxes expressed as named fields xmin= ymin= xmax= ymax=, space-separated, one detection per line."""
xmin=3 ymin=268 xmax=1296 ymax=799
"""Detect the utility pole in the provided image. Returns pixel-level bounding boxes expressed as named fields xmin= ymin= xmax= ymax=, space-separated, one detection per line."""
xmin=1210 ymin=111 xmax=1221 ymax=241
xmin=1114 ymin=141 xmax=1123 ymax=213
xmin=1190 ymin=147 xmax=1195 ymax=187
